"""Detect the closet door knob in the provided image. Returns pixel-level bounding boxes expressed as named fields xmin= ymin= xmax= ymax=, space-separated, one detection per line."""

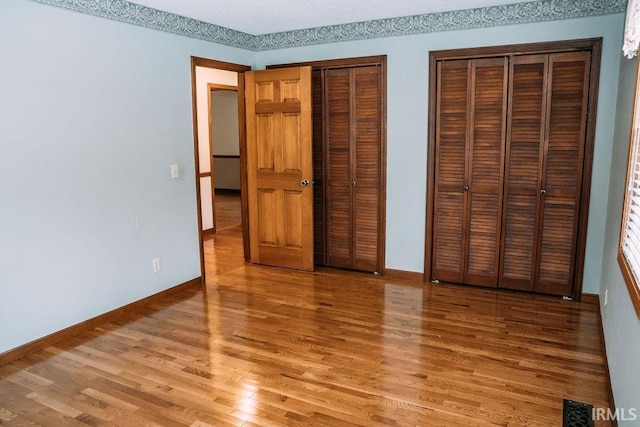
xmin=301 ymin=179 xmax=310 ymax=187
xmin=541 ymin=189 xmax=547 ymax=195
xmin=352 ymin=181 xmax=357 ymax=187
xmin=464 ymin=185 xmax=469 ymax=191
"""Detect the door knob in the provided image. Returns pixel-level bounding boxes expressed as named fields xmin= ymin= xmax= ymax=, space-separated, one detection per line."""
xmin=541 ymin=189 xmax=547 ymax=195
xmin=301 ymin=179 xmax=310 ymax=187
xmin=352 ymin=181 xmax=357 ymax=187
xmin=464 ymin=185 xmax=469 ymax=191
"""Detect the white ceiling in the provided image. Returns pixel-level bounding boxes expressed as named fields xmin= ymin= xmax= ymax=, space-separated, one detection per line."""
xmin=126 ymin=0 xmax=534 ymax=35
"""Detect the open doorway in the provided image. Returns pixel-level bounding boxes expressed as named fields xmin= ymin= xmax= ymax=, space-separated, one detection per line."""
xmin=207 ymin=86 xmax=245 ymax=276
xmin=209 ymin=85 xmax=241 ymax=230
xmin=190 ymin=57 xmax=250 ymax=284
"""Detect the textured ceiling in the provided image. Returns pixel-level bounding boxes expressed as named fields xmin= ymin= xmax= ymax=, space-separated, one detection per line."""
xmin=125 ymin=0 xmax=533 ymax=35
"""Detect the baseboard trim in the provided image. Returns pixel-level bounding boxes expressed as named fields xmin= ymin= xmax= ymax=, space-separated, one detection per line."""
xmin=581 ymin=293 xmax=599 ymax=305
xmin=0 ymin=277 xmax=202 ymax=368
xmin=385 ymin=268 xmax=423 ymax=282
xmin=588 ymin=293 xmax=618 ymax=427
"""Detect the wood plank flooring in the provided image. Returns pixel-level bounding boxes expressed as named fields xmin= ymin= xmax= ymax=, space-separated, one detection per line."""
xmin=0 ymin=193 xmax=611 ymax=425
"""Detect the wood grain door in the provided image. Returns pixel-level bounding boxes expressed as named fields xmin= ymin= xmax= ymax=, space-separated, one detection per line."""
xmin=245 ymin=66 xmax=314 ymax=271
xmin=535 ymin=52 xmax=590 ymax=296
xmin=432 ymin=59 xmax=468 ymax=284
xmin=501 ymin=52 xmax=591 ymax=296
xmin=324 ymin=65 xmax=383 ymax=272
xmin=500 ymin=55 xmax=549 ymax=291
xmin=432 ymin=58 xmax=507 ymax=287
xmin=352 ymin=66 xmax=383 ymax=272
xmin=325 ymin=68 xmax=352 ymax=269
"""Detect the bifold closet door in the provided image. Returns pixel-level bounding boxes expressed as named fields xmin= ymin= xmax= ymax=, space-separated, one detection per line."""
xmin=312 ymin=69 xmax=324 ymax=265
xmin=431 ymin=57 xmax=507 ymax=287
xmin=324 ymin=65 xmax=382 ymax=272
xmin=500 ymin=52 xmax=591 ymax=296
xmin=500 ymin=55 xmax=548 ymax=291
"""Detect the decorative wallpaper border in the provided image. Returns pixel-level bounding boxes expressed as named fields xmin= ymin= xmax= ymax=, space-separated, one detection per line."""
xmin=28 ymin=0 xmax=626 ymax=51
xmin=254 ymin=0 xmax=627 ymax=50
xmin=27 ymin=0 xmax=254 ymax=49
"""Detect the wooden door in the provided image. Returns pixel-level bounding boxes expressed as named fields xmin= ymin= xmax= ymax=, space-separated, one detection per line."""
xmin=501 ymin=52 xmax=591 ymax=296
xmin=352 ymin=66 xmax=383 ymax=272
xmin=535 ymin=52 xmax=591 ymax=295
xmin=324 ymin=65 xmax=383 ymax=272
xmin=311 ymin=69 xmax=325 ymax=265
xmin=432 ymin=59 xmax=468 ymax=284
xmin=325 ymin=68 xmax=352 ymax=269
xmin=245 ymin=66 xmax=314 ymax=271
xmin=500 ymin=55 xmax=548 ymax=291
xmin=432 ymin=58 xmax=507 ymax=287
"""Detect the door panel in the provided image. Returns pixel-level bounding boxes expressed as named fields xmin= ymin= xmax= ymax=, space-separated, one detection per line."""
xmin=464 ymin=58 xmax=507 ymax=287
xmin=256 ymin=114 xmax=275 ymax=170
xmin=534 ymin=52 xmax=590 ymax=295
xmin=245 ymin=66 xmax=314 ymax=271
xmin=312 ymin=70 xmax=325 ymax=264
xmin=282 ymin=113 xmax=302 ymax=171
xmin=432 ymin=58 xmax=507 ymax=287
xmin=258 ymin=190 xmax=277 ymax=244
xmin=353 ymin=66 xmax=382 ymax=270
xmin=501 ymin=52 xmax=590 ymax=296
xmin=323 ymin=65 xmax=383 ymax=272
xmin=432 ymin=60 xmax=468 ymax=282
xmin=501 ymin=55 xmax=547 ymax=291
xmin=325 ymin=68 xmax=353 ymax=268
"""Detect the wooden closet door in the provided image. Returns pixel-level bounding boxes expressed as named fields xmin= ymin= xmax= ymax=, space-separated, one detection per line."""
xmin=432 ymin=59 xmax=468 ymax=283
xmin=353 ymin=66 xmax=382 ymax=272
xmin=465 ymin=58 xmax=508 ymax=286
xmin=501 ymin=55 xmax=548 ymax=291
xmin=324 ymin=66 xmax=383 ymax=272
xmin=501 ymin=52 xmax=591 ymax=296
xmin=312 ymin=69 xmax=325 ymax=265
xmin=432 ymin=58 xmax=507 ymax=286
xmin=325 ymin=68 xmax=353 ymax=269
xmin=535 ymin=51 xmax=590 ymax=296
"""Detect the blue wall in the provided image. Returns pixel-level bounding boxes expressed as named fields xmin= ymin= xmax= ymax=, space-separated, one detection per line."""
xmin=0 ymin=0 xmax=254 ymax=353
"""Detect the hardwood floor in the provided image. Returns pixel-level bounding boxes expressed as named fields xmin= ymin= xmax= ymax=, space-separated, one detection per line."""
xmin=0 ymin=193 xmax=612 ymax=425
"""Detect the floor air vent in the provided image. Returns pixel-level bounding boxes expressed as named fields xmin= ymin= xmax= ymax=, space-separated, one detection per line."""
xmin=563 ymin=399 xmax=594 ymax=427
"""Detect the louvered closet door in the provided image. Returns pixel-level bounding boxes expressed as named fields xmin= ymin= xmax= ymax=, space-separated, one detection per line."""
xmin=324 ymin=66 xmax=382 ymax=272
xmin=432 ymin=60 xmax=468 ymax=283
xmin=353 ymin=66 xmax=382 ymax=272
xmin=325 ymin=68 xmax=353 ymax=269
xmin=432 ymin=58 xmax=507 ymax=287
xmin=501 ymin=55 xmax=548 ymax=291
xmin=312 ymin=69 xmax=325 ymax=264
xmin=465 ymin=58 xmax=508 ymax=286
xmin=535 ymin=52 xmax=590 ymax=295
xmin=501 ymin=52 xmax=590 ymax=296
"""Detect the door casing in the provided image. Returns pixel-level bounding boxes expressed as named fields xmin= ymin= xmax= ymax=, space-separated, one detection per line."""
xmin=190 ymin=57 xmax=251 ymax=285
